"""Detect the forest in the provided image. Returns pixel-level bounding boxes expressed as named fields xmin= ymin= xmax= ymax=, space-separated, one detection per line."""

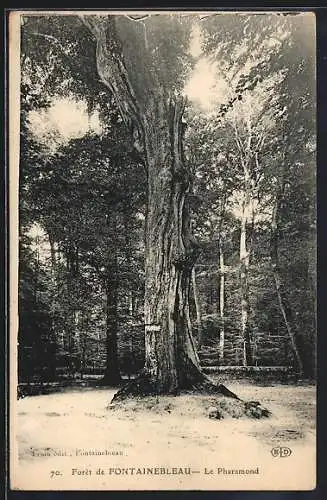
xmin=18 ymin=12 xmax=316 ymax=401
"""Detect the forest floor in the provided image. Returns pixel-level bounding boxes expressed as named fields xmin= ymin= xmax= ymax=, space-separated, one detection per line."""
xmin=12 ymin=380 xmax=316 ymax=491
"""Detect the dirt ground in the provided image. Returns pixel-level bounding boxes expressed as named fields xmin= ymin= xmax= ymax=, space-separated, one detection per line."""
xmin=12 ymin=381 xmax=316 ymax=491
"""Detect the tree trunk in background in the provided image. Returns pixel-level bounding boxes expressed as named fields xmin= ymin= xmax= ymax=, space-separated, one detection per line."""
xmin=47 ymin=230 xmax=59 ymax=380
xmin=103 ymin=255 xmax=121 ymax=385
xmin=129 ymin=291 xmax=134 ymax=317
xmin=218 ymin=245 xmax=225 ymax=364
xmin=80 ymin=311 xmax=88 ymax=380
xmin=65 ymin=249 xmax=78 ymax=379
xmin=48 ymin=232 xmax=57 ymax=272
xmin=307 ymin=227 xmax=317 ymax=378
xmin=192 ymin=267 xmax=203 ymax=349
xmin=270 ymin=190 xmax=303 ymax=374
xmin=240 ymin=194 xmax=252 ymax=366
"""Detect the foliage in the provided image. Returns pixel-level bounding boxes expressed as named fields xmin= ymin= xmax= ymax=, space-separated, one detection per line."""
xmin=18 ymin=12 xmax=316 ymax=381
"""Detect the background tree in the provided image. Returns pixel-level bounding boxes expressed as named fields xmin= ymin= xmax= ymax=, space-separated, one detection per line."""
xmin=19 ymin=21 xmax=147 ymax=384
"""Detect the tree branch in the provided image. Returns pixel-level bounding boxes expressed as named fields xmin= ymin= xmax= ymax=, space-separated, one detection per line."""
xmin=29 ymin=32 xmax=76 ymax=65
xmin=27 ymin=30 xmax=101 ymax=89
xmin=232 ymin=118 xmax=247 ymax=164
xmin=79 ymin=14 xmax=145 ymax=150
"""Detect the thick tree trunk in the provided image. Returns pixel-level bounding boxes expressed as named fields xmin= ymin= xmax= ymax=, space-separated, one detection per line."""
xmin=218 ymin=246 xmax=225 ymax=364
xmin=81 ymin=17 xmax=271 ymax=413
xmin=141 ymin=98 xmax=201 ymax=394
xmin=240 ymin=197 xmax=252 ymax=366
xmin=81 ymin=17 xmax=209 ymax=396
xmin=192 ymin=267 xmax=203 ymax=348
xmin=102 ymin=256 xmax=121 ymax=385
xmin=270 ymin=192 xmax=303 ymax=374
xmin=112 ymin=98 xmax=239 ymax=400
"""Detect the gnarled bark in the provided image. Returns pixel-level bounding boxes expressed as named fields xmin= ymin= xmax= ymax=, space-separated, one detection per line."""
xmin=133 ymin=96 xmax=202 ymax=394
xmin=81 ymin=15 xmax=269 ymax=409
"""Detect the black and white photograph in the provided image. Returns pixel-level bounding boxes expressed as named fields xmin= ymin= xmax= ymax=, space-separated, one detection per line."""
xmin=9 ymin=10 xmax=316 ymax=490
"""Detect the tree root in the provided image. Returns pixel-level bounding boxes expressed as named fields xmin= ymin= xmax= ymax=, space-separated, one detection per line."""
xmin=111 ymin=371 xmax=159 ymax=402
xmin=110 ymin=370 xmax=271 ymax=419
xmin=191 ymin=375 xmax=241 ymax=400
xmin=110 ymin=367 xmax=239 ymax=402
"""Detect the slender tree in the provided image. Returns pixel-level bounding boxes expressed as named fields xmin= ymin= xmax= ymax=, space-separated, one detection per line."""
xmin=270 ymin=173 xmax=303 ymax=374
xmin=218 ymin=241 xmax=225 ymax=363
xmin=191 ymin=267 xmax=203 ymax=348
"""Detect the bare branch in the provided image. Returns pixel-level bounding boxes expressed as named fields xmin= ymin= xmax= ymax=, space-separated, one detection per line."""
xmin=27 ymin=30 xmax=95 ymax=86
xmin=231 ymin=116 xmax=246 ymax=163
xmin=246 ymin=119 xmax=253 ymax=154
xmin=29 ymin=32 xmax=75 ymax=63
